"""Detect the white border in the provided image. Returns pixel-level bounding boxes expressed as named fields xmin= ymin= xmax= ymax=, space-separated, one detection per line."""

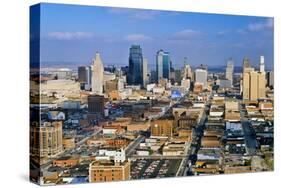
xmin=0 ymin=0 xmax=280 ymax=188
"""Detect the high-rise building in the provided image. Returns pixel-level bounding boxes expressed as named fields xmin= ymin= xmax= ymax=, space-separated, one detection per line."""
xmin=156 ymin=49 xmax=170 ymax=82
xmin=242 ymin=72 xmax=250 ymax=100
xmin=88 ymin=95 xmax=105 ymax=115
xmin=243 ymin=70 xmax=266 ymax=101
xmin=89 ymin=160 xmax=130 ymax=182
xmin=143 ymin=58 xmax=149 ymax=87
xmin=195 ymin=68 xmax=208 ymax=89
xmin=257 ymin=72 xmax=266 ymax=99
xmin=151 ymin=119 xmax=173 ymax=138
xmin=128 ymin=45 xmax=143 ymax=86
xmin=92 ymin=52 xmax=104 ymax=95
xmin=243 ymin=58 xmax=254 ymax=73
xmin=78 ymin=66 xmax=91 ymax=90
xmin=30 ymin=121 xmax=63 ymax=158
xmin=225 ymin=58 xmax=234 ymax=86
xmin=182 ymin=57 xmax=192 ymax=79
xmin=260 ymin=55 xmax=265 ymax=72
xmin=267 ymin=71 xmax=274 ymax=87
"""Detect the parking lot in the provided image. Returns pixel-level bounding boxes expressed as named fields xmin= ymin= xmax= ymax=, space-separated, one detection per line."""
xmin=130 ymin=159 xmax=182 ymax=179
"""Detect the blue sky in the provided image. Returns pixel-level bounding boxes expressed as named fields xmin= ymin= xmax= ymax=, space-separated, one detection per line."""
xmin=39 ymin=3 xmax=274 ymax=70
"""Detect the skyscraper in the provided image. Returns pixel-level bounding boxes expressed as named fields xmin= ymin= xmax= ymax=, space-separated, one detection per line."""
xmin=156 ymin=49 xmax=170 ymax=82
xmin=225 ymin=58 xmax=234 ymax=86
xmin=182 ymin=57 xmax=192 ymax=80
xmin=195 ymin=68 xmax=208 ymax=89
xmin=243 ymin=58 xmax=253 ymax=73
xmin=143 ymin=58 xmax=149 ymax=87
xmin=267 ymin=71 xmax=274 ymax=87
xmin=91 ymin=52 xmax=104 ymax=95
xmin=128 ymin=45 xmax=143 ymax=86
xmin=78 ymin=66 xmax=91 ymax=90
xmin=260 ymin=55 xmax=265 ymax=72
xmin=243 ymin=70 xmax=266 ymax=101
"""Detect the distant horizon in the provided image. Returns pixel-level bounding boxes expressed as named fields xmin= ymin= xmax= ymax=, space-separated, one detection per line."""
xmin=40 ymin=60 xmax=274 ymax=73
xmin=39 ymin=3 xmax=274 ymax=70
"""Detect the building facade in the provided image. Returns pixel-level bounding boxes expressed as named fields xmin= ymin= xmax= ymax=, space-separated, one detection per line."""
xmin=78 ymin=66 xmax=91 ymax=90
xmin=225 ymin=58 xmax=234 ymax=86
xmin=91 ymin=52 xmax=104 ymax=95
xmin=156 ymin=49 xmax=170 ymax=82
xmin=30 ymin=121 xmax=63 ymax=158
xmin=151 ymin=119 xmax=173 ymax=138
xmin=143 ymin=58 xmax=149 ymax=87
xmin=88 ymin=95 xmax=105 ymax=115
xmin=89 ymin=160 xmax=130 ymax=182
xmin=243 ymin=71 xmax=266 ymax=101
xmin=128 ymin=45 xmax=143 ymax=86
xmin=195 ymin=68 xmax=208 ymax=89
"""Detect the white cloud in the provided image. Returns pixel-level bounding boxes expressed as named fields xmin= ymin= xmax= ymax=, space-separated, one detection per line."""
xmin=48 ymin=32 xmax=93 ymax=40
xmin=247 ymin=18 xmax=273 ymax=32
xmin=171 ymin=29 xmax=202 ymax=40
xmin=124 ymin=34 xmax=153 ymax=41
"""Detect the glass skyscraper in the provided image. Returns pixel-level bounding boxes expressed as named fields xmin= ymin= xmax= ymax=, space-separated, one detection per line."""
xmin=156 ymin=49 xmax=170 ymax=82
xmin=128 ymin=45 xmax=143 ymax=85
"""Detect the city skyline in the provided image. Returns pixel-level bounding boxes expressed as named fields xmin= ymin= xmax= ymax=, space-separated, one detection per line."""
xmin=39 ymin=3 xmax=274 ymax=69
xmin=30 ymin=3 xmax=274 ymax=185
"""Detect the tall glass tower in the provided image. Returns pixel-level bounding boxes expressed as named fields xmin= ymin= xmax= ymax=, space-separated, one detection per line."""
xmin=128 ymin=45 xmax=143 ymax=85
xmin=156 ymin=49 xmax=170 ymax=82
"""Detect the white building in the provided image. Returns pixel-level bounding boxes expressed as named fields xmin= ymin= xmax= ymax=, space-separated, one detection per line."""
xmin=260 ymin=55 xmax=265 ymax=72
xmin=226 ymin=58 xmax=234 ymax=86
xmin=143 ymin=58 xmax=149 ymax=87
xmin=181 ymin=78 xmax=190 ymax=90
xmin=98 ymin=148 xmax=126 ymax=163
xmin=91 ymin=52 xmax=104 ymax=95
xmin=195 ymin=69 xmax=208 ymax=89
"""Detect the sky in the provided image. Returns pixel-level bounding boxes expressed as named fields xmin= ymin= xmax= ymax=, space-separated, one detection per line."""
xmin=38 ymin=3 xmax=274 ymax=70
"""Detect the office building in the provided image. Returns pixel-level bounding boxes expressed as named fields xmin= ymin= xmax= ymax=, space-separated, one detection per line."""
xmin=225 ymin=58 xmax=234 ymax=86
xmin=195 ymin=68 xmax=208 ymax=89
xmin=89 ymin=160 xmax=130 ymax=182
xmin=78 ymin=66 xmax=91 ymax=90
xmin=182 ymin=57 xmax=192 ymax=79
xmin=143 ymin=58 xmax=149 ymax=87
xmin=151 ymin=119 xmax=173 ymax=138
xmin=267 ymin=71 xmax=274 ymax=87
xmin=88 ymin=95 xmax=105 ymax=115
xmin=243 ymin=70 xmax=266 ymax=101
xmin=243 ymin=58 xmax=254 ymax=73
xmin=128 ymin=45 xmax=143 ymax=86
xmin=156 ymin=49 xmax=170 ymax=82
xmin=92 ymin=52 xmax=104 ymax=95
xmin=30 ymin=121 xmax=63 ymax=158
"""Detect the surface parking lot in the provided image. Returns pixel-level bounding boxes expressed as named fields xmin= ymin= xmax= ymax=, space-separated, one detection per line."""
xmin=130 ymin=159 xmax=182 ymax=179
